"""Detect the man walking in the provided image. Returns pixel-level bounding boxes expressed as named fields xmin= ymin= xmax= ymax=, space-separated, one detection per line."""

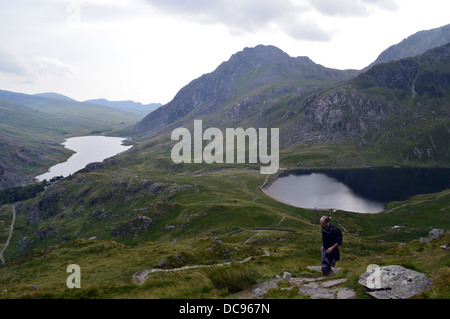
xmin=320 ymin=216 xmax=342 ymax=276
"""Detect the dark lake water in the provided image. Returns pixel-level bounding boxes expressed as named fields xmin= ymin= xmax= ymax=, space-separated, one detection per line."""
xmin=35 ymin=136 xmax=132 ymax=181
xmin=264 ymin=168 xmax=450 ymax=213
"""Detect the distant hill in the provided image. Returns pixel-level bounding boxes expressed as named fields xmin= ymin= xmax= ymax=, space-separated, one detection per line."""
xmin=84 ymin=98 xmax=161 ymax=117
xmin=0 ymin=89 xmax=142 ymax=189
xmin=367 ymin=24 xmax=450 ymax=69
xmin=33 ymin=92 xmax=77 ymax=102
xmin=0 ymin=98 xmax=74 ymax=189
xmin=0 ymin=89 xmax=140 ymax=129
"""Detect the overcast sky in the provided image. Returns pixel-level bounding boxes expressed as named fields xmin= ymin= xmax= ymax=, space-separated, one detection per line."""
xmin=0 ymin=0 xmax=448 ymax=105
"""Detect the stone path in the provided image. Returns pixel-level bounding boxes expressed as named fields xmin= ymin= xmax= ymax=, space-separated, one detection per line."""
xmin=239 ymin=269 xmax=356 ymax=299
xmin=133 ymin=249 xmax=270 ymax=285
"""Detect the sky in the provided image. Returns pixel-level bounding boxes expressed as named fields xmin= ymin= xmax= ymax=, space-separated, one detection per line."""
xmin=0 ymin=0 xmax=449 ymax=105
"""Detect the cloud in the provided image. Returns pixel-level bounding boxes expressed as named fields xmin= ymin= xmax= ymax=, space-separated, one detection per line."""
xmin=143 ymin=0 xmax=331 ymax=42
xmin=0 ymin=48 xmax=26 ymax=75
xmin=31 ymin=56 xmax=79 ymax=79
xmin=142 ymin=0 xmax=398 ymax=41
xmin=0 ymin=49 xmax=78 ymax=82
xmin=307 ymin=0 xmax=398 ymax=16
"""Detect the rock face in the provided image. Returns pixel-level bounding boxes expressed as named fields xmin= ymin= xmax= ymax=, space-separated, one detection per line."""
xmin=240 ymin=271 xmax=356 ymax=299
xmin=359 ymin=265 xmax=433 ymax=299
xmin=420 ymin=229 xmax=444 ymax=243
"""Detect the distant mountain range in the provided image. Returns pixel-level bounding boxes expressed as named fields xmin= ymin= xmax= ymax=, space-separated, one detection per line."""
xmin=83 ymin=98 xmax=161 ymax=116
xmin=32 ymin=92 xmax=161 ymax=117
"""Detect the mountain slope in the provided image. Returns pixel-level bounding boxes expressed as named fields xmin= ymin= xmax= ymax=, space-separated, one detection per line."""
xmin=0 ymin=89 xmax=141 ymax=130
xmin=0 ymin=90 xmax=143 ymax=189
xmin=33 ymin=92 xmax=78 ymax=102
xmin=84 ymin=98 xmax=161 ymax=117
xmin=281 ymin=43 xmax=450 ymax=166
xmin=131 ymin=45 xmax=357 ymax=138
xmin=0 ymin=98 xmax=74 ymax=188
xmin=367 ymin=23 xmax=450 ymax=69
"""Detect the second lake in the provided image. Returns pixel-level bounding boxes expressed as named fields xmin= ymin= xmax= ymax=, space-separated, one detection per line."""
xmin=35 ymin=136 xmax=133 ymax=181
xmin=264 ymin=168 xmax=450 ymax=213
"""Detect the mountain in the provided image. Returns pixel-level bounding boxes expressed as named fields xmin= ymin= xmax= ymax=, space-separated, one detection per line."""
xmin=0 ymin=89 xmax=143 ymax=189
xmin=0 ymin=98 xmax=74 ymax=189
xmin=131 ymin=45 xmax=358 ymax=138
xmin=281 ymin=42 xmax=450 ymax=165
xmin=130 ymin=42 xmax=450 ymax=167
xmin=0 ymin=89 xmax=140 ymax=129
xmin=84 ymin=98 xmax=161 ymax=117
xmin=33 ymin=92 xmax=78 ymax=102
xmin=367 ymin=24 xmax=450 ymax=69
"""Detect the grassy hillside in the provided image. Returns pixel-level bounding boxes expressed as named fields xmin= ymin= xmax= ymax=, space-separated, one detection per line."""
xmin=0 ymin=91 xmax=142 ymax=189
xmin=0 ymin=133 xmax=448 ymax=298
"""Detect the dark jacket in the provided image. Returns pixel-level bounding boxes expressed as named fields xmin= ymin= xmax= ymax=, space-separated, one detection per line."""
xmin=322 ymin=224 xmax=343 ymax=261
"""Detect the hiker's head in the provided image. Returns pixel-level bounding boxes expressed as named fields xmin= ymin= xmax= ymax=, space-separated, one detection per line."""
xmin=320 ymin=216 xmax=330 ymax=229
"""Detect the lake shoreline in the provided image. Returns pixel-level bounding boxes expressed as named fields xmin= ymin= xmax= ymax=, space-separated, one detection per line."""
xmin=262 ymin=167 xmax=450 ymax=214
xmin=35 ymin=135 xmax=133 ymax=182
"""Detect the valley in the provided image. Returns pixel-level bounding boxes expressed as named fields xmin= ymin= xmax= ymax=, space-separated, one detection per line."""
xmin=0 ymin=24 xmax=449 ymax=300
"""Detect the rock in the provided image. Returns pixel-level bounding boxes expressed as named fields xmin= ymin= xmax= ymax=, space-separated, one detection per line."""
xmin=298 ymin=279 xmax=356 ymax=299
xmin=358 ymin=265 xmax=433 ymax=299
xmin=320 ymin=278 xmax=347 ymax=288
xmin=336 ymin=288 xmax=357 ymax=299
xmin=420 ymin=228 xmax=444 ymax=243
xmin=282 ymin=272 xmax=292 ymax=280
xmin=252 ymin=288 xmax=265 ymax=298
xmin=440 ymin=244 xmax=450 ymax=250
xmin=298 ymin=283 xmax=335 ymax=299
xmin=429 ymin=229 xmax=444 ymax=240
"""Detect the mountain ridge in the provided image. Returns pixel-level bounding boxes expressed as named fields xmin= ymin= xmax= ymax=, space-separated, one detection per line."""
xmin=132 ymin=44 xmax=357 ymax=138
xmin=366 ymin=23 xmax=450 ymax=69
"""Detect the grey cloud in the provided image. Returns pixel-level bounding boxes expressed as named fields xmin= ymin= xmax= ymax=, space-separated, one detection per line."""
xmin=308 ymin=0 xmax=398 ymax=17
xmin=144 ymin=0 xmax=333 ymax=42
xmin=285 ymin=21 xmax=334 ymax=42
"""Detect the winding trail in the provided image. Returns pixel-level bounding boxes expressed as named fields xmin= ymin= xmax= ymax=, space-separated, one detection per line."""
xmin=0 ymin=204 xmax=16 ymax=265
xmin=133 ymin=249 xmax=270 ymax=285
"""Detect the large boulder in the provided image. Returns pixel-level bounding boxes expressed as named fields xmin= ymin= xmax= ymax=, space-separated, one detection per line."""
xmin=420 ymin=229 xmax=444 ymax=243
xmin=359 ymin=265 xmax=433 ymax=299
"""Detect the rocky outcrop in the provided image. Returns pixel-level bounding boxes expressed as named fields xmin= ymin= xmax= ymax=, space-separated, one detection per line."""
xmin=359 ymin=265 xmax=433 ymax=299
xmin=420 ymin=229 xmax=445 ymax=243
xmin=241 ymin=271 xmax=356 ymax=299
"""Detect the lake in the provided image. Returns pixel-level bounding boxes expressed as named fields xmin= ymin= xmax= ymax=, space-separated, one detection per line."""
xmin=35 ymin=136 xmax=133 ymax=181
xmin=264 ymin=168 xmax=450 ymax=213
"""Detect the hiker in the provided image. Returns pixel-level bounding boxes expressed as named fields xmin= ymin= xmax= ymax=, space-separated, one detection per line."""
xmin=320 ymin=216 xmax=342 ymax=276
